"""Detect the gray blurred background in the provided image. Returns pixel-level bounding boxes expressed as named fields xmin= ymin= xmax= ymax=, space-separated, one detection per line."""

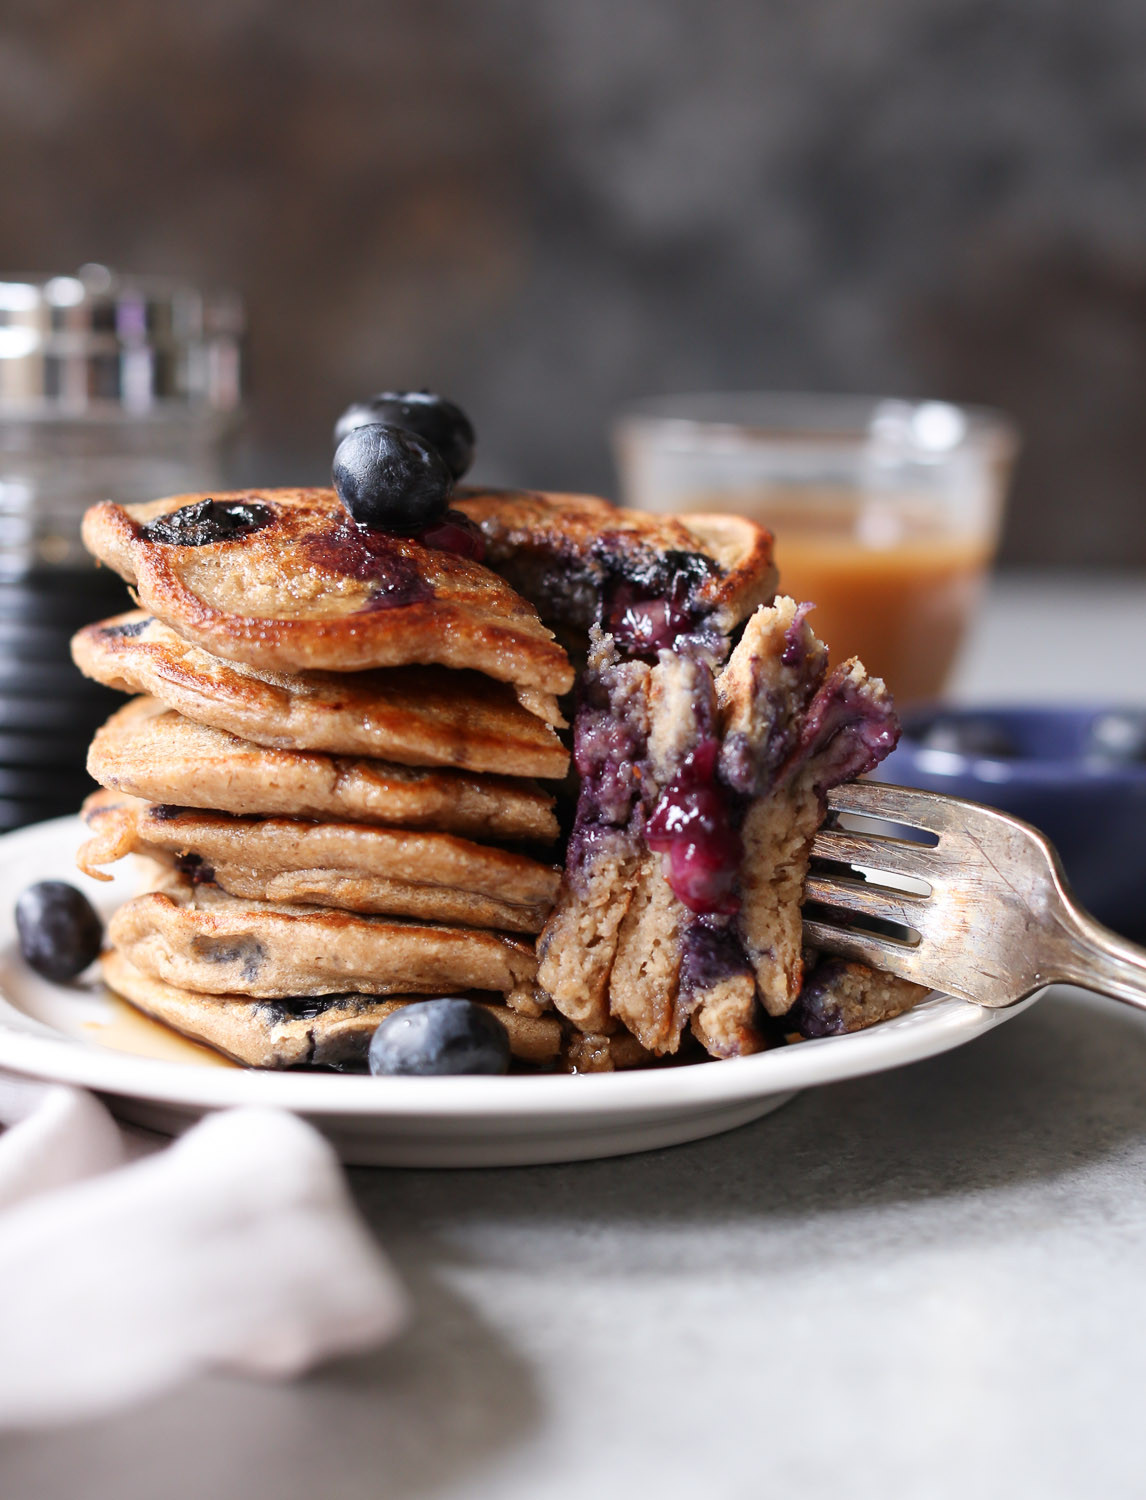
xmin=2 ymin=0 xmax=1144 ymax=566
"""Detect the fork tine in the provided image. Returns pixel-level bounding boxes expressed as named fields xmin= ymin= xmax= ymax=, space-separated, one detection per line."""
xmin=804 ymin=872 xmax=929 ymax=930
xmin=825 ymin=781 xmax=952 ymax=835
xmin=810 ymin=827 xmax=943 ymax=882
xmin=801 ymin=918 xmax=929 ymax=983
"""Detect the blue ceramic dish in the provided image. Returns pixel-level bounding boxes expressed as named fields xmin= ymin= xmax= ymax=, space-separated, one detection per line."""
xmin=872 ymin=706 xmax=1146 ymax=941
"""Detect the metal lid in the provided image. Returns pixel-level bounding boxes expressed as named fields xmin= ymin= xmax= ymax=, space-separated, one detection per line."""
xmin=0 ymin=264 xmax=244 ymax=414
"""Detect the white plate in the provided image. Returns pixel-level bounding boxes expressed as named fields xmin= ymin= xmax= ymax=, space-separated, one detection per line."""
xmin=0 ymin=818 xmax=1035 ymax=1167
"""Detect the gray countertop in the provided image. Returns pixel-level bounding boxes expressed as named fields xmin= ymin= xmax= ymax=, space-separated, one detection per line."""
xmin=4 ymin=571 xmax=1146 ymax=1500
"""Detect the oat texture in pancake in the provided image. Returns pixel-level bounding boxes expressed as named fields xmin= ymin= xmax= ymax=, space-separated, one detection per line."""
xmin=717 ymin=600 xmax=900 ymax=1018
xmin=107 ymin=870 xmax=540 ymax=1006
xmin=534 ymin=630 xmax=653 ymax=1032
xmin=72 ymin=613 xmax=568 ymax=779
xmin=80 ymin=790 xmax=561 ymax=933
xmin=81 ymin=488 xmax=573 ymax=692
xmin=87 ymin=698 xmax=558 ymax=843
xmin=101 ymin=949 xmax=562 ymax=1068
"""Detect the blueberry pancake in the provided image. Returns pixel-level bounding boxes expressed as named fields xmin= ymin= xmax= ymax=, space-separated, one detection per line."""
xmin=716 ymin=600 xmax=899 ymax=1018
xmin=107 ymin=869 xmax=540 ymax=1007
xmin=788 ymin=956 xmax=928 ymax=1040
xmin=72 ymin=421 xmax=925 ymax=1074
xmin=101 ymin=949 xmax=562 ymax=1068
xmin=82 ymin=488 xmax=574 ymax=692
xmin=536 ymin=597 xmax=906 ymax=1058
xmin=72 ymin=613 xmax=568 ymax=778
xmin=88 ymin=698 xmax=558 ymax=843
xmin=80 ymin=790 xmax=560 ymax=933
xmin=456 ymin=490 xmax=778 ymax=644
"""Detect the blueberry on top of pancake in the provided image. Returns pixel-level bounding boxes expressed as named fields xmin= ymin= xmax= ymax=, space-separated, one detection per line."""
xmin=333 ymin=391 xmax=476 ymax=482
xmin=332 ymin=424 xmax=453 ymax=534
xmin=82 ymin=487 xmax=574 ymax=692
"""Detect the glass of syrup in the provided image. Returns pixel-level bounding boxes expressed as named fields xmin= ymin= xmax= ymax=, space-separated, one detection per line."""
xmin=0 ymin=265 xmax=244 ymax=831
xmin=613 ymin=393 xmax=1019 ymax=703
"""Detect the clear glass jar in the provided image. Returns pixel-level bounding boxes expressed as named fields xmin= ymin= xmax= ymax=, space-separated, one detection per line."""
xmin=613 ymin=393 xmax=1019 ymax=704
xmin=0 ymin=265 xmax=244 ymax=830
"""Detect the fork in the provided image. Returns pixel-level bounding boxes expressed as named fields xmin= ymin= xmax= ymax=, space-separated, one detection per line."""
xmin=803 ymin=781 xmax=1146 ymax=1010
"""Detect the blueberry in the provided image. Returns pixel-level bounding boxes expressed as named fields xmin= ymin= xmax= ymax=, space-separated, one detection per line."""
xmin=645 ymin=739 xmax=744 ymax=916
xmin=368 ymin=998 xmax=511 ymax=1077
xmin=606 ymin=594 xmax=692 ymax=656
xmin=15 ymin=881 xmax=103 ymax=983
xmin=332 ymin=423 xmax=453 ymax=534
xmin=139 ymin=498 xmax=275 ymax=546
xmin=333 ymin=391 xmax=475 ymax=481
xmin=417 ymin=510 xmax=486 ymax=561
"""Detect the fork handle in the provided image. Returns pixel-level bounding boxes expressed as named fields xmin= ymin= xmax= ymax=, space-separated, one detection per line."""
xmin=1056 ymin=904 xmax=1146 ymax=1010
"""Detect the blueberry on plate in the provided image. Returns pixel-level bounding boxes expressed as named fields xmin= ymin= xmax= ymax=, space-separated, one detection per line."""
xmin=333 ymin=391 xmax=476 ymax=481
xmin=368 ymin=998 xmax=511 ymax=1077
xmin=15 ymin=880 xmax=103 ymax=983
xmin=332 ymin=423 xmax=453 ymax=533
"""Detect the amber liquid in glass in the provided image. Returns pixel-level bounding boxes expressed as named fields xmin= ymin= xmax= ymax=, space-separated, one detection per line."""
xmin=682 ymin=490 xmax=992 ymax=702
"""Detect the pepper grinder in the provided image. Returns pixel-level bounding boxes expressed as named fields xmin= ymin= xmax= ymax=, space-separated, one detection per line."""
xmin=0 ymin=264 xmax=244 ymax=831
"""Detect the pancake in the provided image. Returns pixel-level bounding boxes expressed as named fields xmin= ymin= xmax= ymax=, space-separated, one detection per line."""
xmin=81 ymin=488 xmax=574 ymax=692
xmin=79 ymin=790 xmax=560 ymax=933
xmin=534 ymin=632 xmax=653 ymax=1033
xmin=72 ymin=612 xmax=569 ymax=779
xmin=562 ymin=1029 xmax=656 ymax=1073
xmin=456 ymin=490 xmax=777 ymax=638
xmin=535 ymin=598 xmax=901 ymax=1059
xmin=787 ymin=956 xmax=927 ymax=1039
xmin=107 ymin=870 xmax=540 ymax=1006
xmin=100 ymin=949 xmax=562 ymax=1068
xmin=718 ymin=603 xmax=899 ymax=1018
xmin=87 ymin=698 xmax=558 ymax=843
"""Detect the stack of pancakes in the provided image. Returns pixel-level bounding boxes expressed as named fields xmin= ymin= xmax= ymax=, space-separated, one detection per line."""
xmin=72 ymin=485 xmax=926 ymax=1072
xmin=71 ymin=488 xmax=580 ymax=1069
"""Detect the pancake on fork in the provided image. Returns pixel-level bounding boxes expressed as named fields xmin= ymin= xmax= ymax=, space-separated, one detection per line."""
xmin=72 ymin=612 xmax=568 ymax=778
xmin=87 ymin=698 xmax=558 ymax=843
xmin=82 ymin=488 xmax=574 ymax=692
xmin=536 ymin=596 xmax=916 ymax=1058
xmin=101 ymin=949 xmax=563 ymax=1069
xmin=79 ymin=790 xmax=561 ymax=933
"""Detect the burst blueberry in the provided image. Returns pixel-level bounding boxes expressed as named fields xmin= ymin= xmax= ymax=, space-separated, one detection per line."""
xmin=418 ymin=511 xmax=487 ymax=561
xmin=332 ymin=423 xmax=453 ymax=534
xmin=368 ymin=998 xmax=511 ymax=1077
xmin=646 ymin=739 xmax=744 ymax=915
xmin=139 ymin=497 xmax=275 ymax=547
xmin=333 ymin=391 xmax=476 ymax=480
xmin=15 ymin=881 xmax=103 ymax=983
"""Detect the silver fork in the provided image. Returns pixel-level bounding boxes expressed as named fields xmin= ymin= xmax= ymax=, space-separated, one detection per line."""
xmin=803 ymin=781 xmax=1146 ymax=1010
